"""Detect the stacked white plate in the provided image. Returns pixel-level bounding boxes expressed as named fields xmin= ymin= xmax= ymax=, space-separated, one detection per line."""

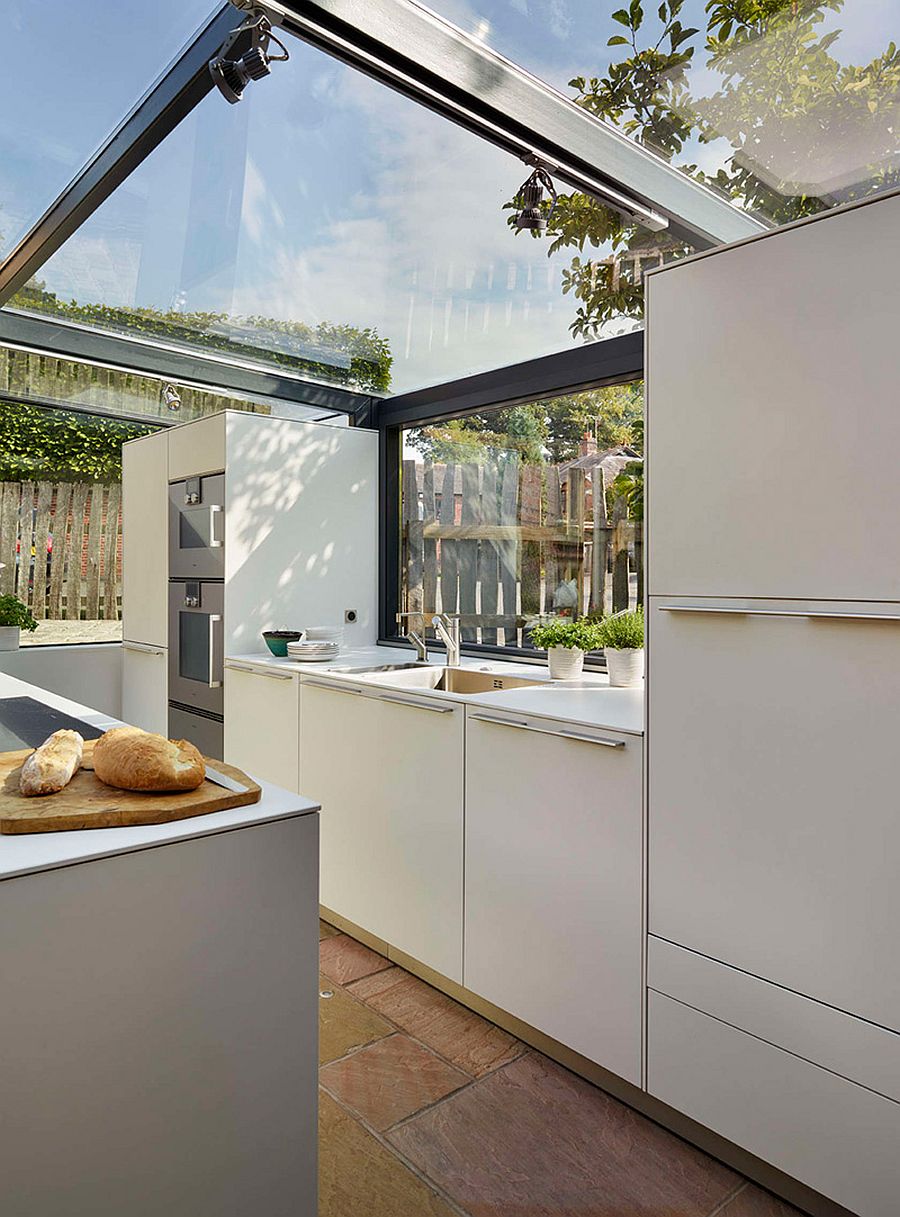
xmin=286 ymin=639 xmax=341 ymax=663
xmin=305 ymin=626 xmax=345 ymax=647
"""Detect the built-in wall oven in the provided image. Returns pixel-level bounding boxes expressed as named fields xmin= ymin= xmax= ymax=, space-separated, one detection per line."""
xmin=169 ymin=474 xmax=225 ymax=580
xmin=168 ymin=473 xmax=225 ymax=759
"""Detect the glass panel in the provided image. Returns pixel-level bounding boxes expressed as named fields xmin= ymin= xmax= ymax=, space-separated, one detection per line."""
xmin=422 ymin=0 xmax=900 ymax=223
xmin=0 ymin=341 xmax=345 ymax=425
xmin=0 ymin=2 xmax=219 ymax=258
xmin=179 ymin=612 xmax=210 ymax=683
xmin=15 ymin=37 xmax=669 ymax=395
xmin=399 ymin=381 xmax=643 ymax=651
xmin=0 ymin=402 xmax=161 ymax=646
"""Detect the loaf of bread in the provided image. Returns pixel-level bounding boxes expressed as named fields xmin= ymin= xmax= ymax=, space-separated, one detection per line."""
xmin=93 ymin=727 xmax=205 ymax=792
xmin=20 ymin=729 xmax=84 ymax=797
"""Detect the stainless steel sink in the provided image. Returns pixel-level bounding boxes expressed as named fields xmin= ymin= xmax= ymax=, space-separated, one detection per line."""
xmin=331 ymin=662 xmax=427 ymax=675
xmin=352 ymin=665 xmax=548 ymax=693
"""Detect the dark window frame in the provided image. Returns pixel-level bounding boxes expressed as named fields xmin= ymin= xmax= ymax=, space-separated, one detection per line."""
xmin=375 ymin=333 xmax=644 ymax=663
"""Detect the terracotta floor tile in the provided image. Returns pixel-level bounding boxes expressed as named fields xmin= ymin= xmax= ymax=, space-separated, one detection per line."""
xmin=348 ymin=966 xmax=523 ymax=1078
xmin=318 ymin=973 xmax=393 ymax=1065
xmin=320 ymin=1033 xmax=470 ymax=1131
xmin=320 ymin=933 xmax=392 ymax=985
xmin=319 ymin=919 xmax=340 ymax=940
xmin=319 ymin=1089 xmax=458 ymax=1217
xmin=716 ymin=1183 xmax=806 ymax=1217
xmin=388 ymin=1050 xmax=741 ymax=1217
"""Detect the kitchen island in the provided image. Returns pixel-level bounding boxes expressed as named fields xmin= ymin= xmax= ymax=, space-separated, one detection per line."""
xmin=0 ymin=670 xmax=319 ymax=1217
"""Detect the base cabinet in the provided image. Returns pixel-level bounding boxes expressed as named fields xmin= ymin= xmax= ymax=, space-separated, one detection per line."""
xmin=224 ymin=663 xmax=300 ymax=791
xmin=464 ymin=710 xmax=643 ymax=1084
xmin=122 ymin=643 xmax=167 ymax=735
xmin=302 ymin=680 xmax=464 ymax=982
xmin=648 ymin=990 xmax=900 ymax=1217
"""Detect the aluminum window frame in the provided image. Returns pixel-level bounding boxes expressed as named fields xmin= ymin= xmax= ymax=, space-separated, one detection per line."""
xmin=376 ymin=332 xmax=645 ymax=664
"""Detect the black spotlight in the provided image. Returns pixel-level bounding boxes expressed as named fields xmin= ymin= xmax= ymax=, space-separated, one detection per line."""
xmin=209 ymin=10 xmax=290 ymax=105
xmin=513 ymin=161 xmax=558 ymax=232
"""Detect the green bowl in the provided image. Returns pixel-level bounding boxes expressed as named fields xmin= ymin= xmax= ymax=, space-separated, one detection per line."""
xmin=263 ymin=630 xmax=303 ymax=657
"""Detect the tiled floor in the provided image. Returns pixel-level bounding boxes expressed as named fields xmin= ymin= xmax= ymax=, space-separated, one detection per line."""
xmin=317 ymin=920 xmax=806 ymax=1217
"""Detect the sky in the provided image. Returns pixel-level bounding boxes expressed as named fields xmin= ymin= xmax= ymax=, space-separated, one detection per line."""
xmin=1 ymin=0 xmax=897 ymax=396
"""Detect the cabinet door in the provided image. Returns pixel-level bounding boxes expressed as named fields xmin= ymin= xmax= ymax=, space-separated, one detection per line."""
xmin=167 ymin=414 xmax=226 ymax=481
xmin=648 ymin=597 xmax=900 ymax=1030
xmin=646 ymin=190 xmax=900 ymax=600
xmin=301 ymin=682 xmax=464 ymax=982
xmin=122 ymin=432 xmax=168 ymax=648
xmin=122 ymin=643 xmax=167 ymax=735
xmin=465 ymin=710 xmax=643 ymax=1084
xmin=224 ymin=664 xmax=300 ymax=792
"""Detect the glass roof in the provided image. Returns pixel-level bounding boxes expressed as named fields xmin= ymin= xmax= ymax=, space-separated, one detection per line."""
xmin=9 ymin=34 xmax=678 ymax=397
xmin=0 ymin=1 xmax=219 ymax=260
xmin=420 ymin=0 xmax=900 ymax=224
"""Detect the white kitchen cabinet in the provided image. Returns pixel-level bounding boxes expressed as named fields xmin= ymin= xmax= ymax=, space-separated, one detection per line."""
xmin=167 ymin=412 xmax=226 ymax=481
xmin=301 ymin=679 xmax=464 ymax=982
xmin=648 ymin=596 xmax=900 ymax=1032
xmin=646 ymin=190 xmax=900 ymax=601
xmin=648 ymin=991 xmax=900 ymax=1217
xmin=121 ymin=642 xmax=167 ymax=735
xmin=121 ymin=430 xmax=168 ymax=648
xmin=224 ymin=662 xmax=300 ymax=791
xmin=464 ymin=708 xmax=643 ymax=1084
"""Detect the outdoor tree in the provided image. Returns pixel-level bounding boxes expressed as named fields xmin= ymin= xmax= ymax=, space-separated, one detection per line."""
xmin=513 ymin=0 xmax=900 ymax=335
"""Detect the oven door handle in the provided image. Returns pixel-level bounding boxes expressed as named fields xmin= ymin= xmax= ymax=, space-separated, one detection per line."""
xmin=208 ymin=614 xmax=223 ymax=688
xmin=209 ymin=504 xmax=224 ymax=549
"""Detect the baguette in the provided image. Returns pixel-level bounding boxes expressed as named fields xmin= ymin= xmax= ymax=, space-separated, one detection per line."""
xmin=93 ymin=727 xmax=205 ymax=792
xmin=20 ymin=729 xmax=84 ymax=797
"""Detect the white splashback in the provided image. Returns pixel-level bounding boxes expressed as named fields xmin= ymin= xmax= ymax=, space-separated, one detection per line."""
xmin=224 ymin=413 xmax=378 ymax=655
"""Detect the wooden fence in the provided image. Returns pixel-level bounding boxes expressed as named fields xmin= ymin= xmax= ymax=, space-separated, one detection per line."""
xmin=0 ymin=481 xmax=122 ymax=621
xmin=401 ymin=458 xmax=641 ymax=646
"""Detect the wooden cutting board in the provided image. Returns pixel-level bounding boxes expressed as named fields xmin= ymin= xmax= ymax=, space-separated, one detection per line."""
xmin=0 ymin=741 xmax=261 ymax=834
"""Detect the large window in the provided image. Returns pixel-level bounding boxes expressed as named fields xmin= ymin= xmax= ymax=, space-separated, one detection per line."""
xmin=398 ymin=381 xmax=643 ymax=654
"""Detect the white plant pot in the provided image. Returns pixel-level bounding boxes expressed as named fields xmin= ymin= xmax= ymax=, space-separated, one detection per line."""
xmin=547 ymin=646 xmax=584 ymax=680
xmin=605 ymin=647 xmax=644 ymax=687
xmin=0 ymin=626 xmax=21 ymax=651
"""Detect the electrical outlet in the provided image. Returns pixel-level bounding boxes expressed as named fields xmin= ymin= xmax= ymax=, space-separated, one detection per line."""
xmin=344 ymin=609 xmax=358 ymax=624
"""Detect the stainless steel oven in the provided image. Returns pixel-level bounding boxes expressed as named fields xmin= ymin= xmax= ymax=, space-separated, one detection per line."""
xmin=168 ymin=580 xmax=224 ymax=716
xmin=169 ymin=473 xmax=225 ymax=580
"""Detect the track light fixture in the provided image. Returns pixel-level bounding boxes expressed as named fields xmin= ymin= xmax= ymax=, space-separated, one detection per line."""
xmin=209 ymin=9 xmax=289 ymax=105
xmin=162 ymin=383 xmax=182 ymax=412
xmin=513 ymin=158 xmax=558 ymax=232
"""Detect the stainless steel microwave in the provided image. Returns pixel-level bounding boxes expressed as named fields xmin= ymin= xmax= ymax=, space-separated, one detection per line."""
xmin=169 ymin=473 xmax=225 ymax=580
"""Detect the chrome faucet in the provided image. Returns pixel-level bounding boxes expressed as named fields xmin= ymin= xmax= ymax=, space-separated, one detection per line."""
xmin=395 ymin=611 xmax=429 ymax=662
xmin=431 ymin=612 xmax=461 ymax=667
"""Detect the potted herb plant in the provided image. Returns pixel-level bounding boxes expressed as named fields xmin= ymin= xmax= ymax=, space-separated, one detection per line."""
xmin=529 ymin=617 xmax=604 ymax=680
xmin=598 ymin=608 xmax=644 ymax=687
xmin=0 ymin=595 xmax=38 ymax=651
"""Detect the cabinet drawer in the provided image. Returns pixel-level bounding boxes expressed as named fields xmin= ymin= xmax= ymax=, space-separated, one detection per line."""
xmin=648 ymin=991 xmax=900 ymax=1217
xmin=648 ymin=597 xmax=900 ymax=1030
xmin=465 ymin=710 xmax=643 ymax=1084
xmin=649 ymin=937 xmax=900 ymax=1103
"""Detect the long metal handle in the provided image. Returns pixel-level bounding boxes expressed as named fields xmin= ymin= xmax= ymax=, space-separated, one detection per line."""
xmin=378 ymin=694 xmax=454 ymax=714
xmin=208 ymin=614 xmax=223 ymax=688
xmin=303 ymin=680 xmax=362 ymax=694
xmin=209 ymin=504 xmax=224 ymax=548
xmin=469 ymin=713 xmax=625 ymax=748
xmin=225 ymin=662 xmax=292 ymax=681
xmin=123 ymin=641 xmax=165 ymax=656
xmin=657 ymin=605 xmax=900 ymax=622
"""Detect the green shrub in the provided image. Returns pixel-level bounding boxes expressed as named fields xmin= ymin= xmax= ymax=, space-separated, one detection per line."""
xmin=598 ymin=609 xmax=644 ymax=650
xmin=0 ymin=595 xmax=38 ymax=631
xmin=529 ymin=617 xmax=604 ymax=652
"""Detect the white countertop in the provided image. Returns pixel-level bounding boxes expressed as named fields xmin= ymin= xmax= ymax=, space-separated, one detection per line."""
xmin=227 ymin=645 xmax=645 ymax=737
xmin=0 ymin=671 xmax=319 ymax=882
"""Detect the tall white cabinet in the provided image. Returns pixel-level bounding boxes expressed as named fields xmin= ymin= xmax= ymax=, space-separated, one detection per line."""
xmin=646 ymin=192 xmax=900 ymax=1217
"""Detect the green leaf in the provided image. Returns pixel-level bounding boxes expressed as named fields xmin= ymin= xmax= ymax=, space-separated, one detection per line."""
xmin=611 ymin=8 xmax=631 ymax=26
xmin=607 ymin=35 xmax=630 ymax=45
